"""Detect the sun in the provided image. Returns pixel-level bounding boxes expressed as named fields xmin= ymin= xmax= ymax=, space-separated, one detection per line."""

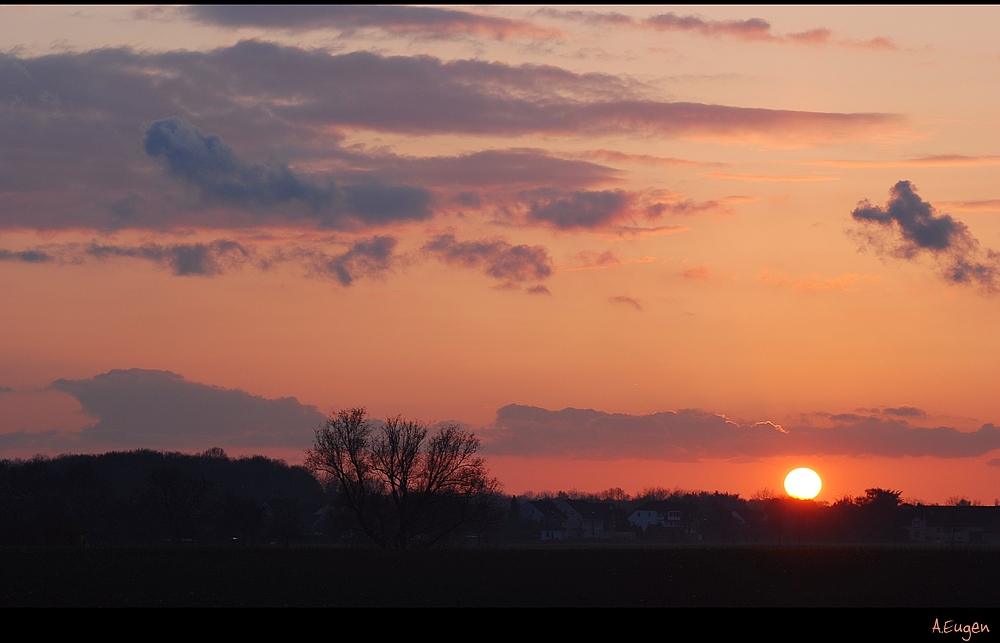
xmin=784 ymin=467 xmax=822 ymax=500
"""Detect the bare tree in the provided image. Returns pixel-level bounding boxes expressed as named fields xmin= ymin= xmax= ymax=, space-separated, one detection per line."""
xmin=305 ymin=408 xmax=503 ymax=548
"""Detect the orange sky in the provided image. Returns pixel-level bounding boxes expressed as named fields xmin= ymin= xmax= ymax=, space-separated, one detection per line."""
xmin=2 ymin=7 xmax=1000 ymax=503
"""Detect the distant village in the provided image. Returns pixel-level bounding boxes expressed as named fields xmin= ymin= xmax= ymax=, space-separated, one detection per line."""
xmin=505 ymin=491 xmax=1000 ymax=545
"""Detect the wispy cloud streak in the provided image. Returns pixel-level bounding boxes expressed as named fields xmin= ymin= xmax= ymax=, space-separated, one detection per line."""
xmin=544 ymin=9 xmax=898 ymax=50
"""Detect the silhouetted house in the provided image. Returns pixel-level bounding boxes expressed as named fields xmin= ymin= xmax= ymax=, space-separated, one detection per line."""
xmin=556 ymin=499 xmax=620 ymax=538
xmin=904 ymin=505 xmax=1000 ymax=544
xmin=628 ymin=500 xmax=700 ymax=539
xmin=519 ymin=499 xmax=570 ymax=541
xmin=519 ymin=499 xmax=563 ymax=522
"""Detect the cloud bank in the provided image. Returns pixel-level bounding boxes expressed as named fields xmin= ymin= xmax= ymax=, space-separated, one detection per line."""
xmin=34 ymin=369 xmax=326 ymax=450
xmin=483 ymin=404 xmax=1000 ymax=460
xmin=0 ymin=41 xmax=882 ymax=231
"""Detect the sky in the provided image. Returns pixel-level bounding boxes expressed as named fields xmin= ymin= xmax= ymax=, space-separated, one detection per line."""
xmin=2 ymin=6 xmax=1000 ymax=504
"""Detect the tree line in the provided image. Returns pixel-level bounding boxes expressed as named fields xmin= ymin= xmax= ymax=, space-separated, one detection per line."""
xmin=0 ymin=449 xmax=323 ymax=546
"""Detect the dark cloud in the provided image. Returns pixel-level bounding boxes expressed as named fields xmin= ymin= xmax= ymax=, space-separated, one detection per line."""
xmin=107 ymin=193 xmax=149 ymax=225
xmin=455 ymin=192 xmax=481 ymax=207
xmin=852 ymin=181 xmax=960 ymax=251
xmin=144 ymin=117 xmax=432 ymax=228
xmin=647 ymin=198 xmax=733 ymax=217
xmin=883 ymin=406 xmax=927 ymax=418
xmin=850 ymin=181 xmax=1000 ymax=291
xmin=309 ymin=235 xmax=398 ymax=286
xmin=524 ymin=189 xmax=631 ymax=229
xmin=482 ymin=404 xmax=1000 ymax=461
xmin=423 ymin=234 xmax=553 ymax=288
xmin=987 ymin=458 xmax=1000 ymax=467
xmin=339 ymin=183 xmax=432 ymax=226
xmin=643 ymin=13 xmax=774 ymax=40
xmin=513 ymin=189 xmax=726 ymax=229
xmin=47 ymin=369 xmax=324 ymax=449
xmin=2 ymin=234 xmax=395 ymax=287
xmin=184 ymin=6 xmax=556 ymax=40
xmin=143 ymin=117 xmax=333 ymax=210
xmin=86 ymin=239 xmax=258 ymax=276
xmin=545 ymin=10 xmax=897 ymax=50
xmin=540 ymin=8 xmax=769 ymax=38
xmin=527 ymin=285 xmax=551 ymax=295
xmin=0 ymin=385 xmax=14 ymax=393
xmin=2 ymin=232 xmax=555 ymax=290
xmin=0 ymin=249 xmax=53 ymax=263
xmin=89 ymin=235 xmax=400 ymax=285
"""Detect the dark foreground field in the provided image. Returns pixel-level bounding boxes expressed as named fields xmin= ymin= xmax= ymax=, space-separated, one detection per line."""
xmin=3 ymin=546 xmax=1000 ymax=608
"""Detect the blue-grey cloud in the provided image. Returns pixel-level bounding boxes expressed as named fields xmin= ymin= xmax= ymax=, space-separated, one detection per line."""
xmin=0 ymin=385 xmax=14 ymax=393
xmin=1 ymin=233 xmax=527 ymax=290
xmin=423 ymin=234 xmax=553 ymax=288
xmin=47 ymin=369 xmax=324 ymax=449
xmin=144 ymin=117 xmax=432 ymax=228
xmin=308 ymin=235 xmax=398 ymax=286
xmin=482 ymin=404 xmax=1000 ymax=460
xmin=2 ymin=235 xmax=396 ymax=286
xmin=143 ymin=117 xmax=332 ymax=209
xmin=0 ymin=249 xmax=53 ymax=263
xmin=183 ymin=6 xmax=555 ymax=40
xmin=524 ymin=189 xmax=631 ymax=229
xmin=852 ymin=181 xmax=962 ymax=252
xmin=883 ymin=406 xmax=927 ymax=418
xmin=851 ymin=181 xmax=1000 ymax=291
xmin=87 ymin=239 xmax=257 ymax=276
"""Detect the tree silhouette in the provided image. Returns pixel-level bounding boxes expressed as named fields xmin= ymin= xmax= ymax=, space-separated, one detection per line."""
xmin=858 ymin=488 xmax=903 ymax=542
xmin=305 ymin=408 xmax=503 ymax=548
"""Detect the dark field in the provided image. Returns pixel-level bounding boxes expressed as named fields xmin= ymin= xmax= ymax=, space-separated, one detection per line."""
xmin=3 ymin=545 xmax=1000 ymax=608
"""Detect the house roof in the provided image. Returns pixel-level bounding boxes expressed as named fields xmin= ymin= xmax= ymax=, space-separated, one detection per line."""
xmin=563 ymin=499 xmax=616 ymax=520
xmin=631 ymin=500 xmax=693 ymax=515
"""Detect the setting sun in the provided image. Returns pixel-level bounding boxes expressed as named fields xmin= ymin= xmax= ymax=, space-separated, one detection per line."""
xmin=784 ymin=468 xmax=822 ymax=500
